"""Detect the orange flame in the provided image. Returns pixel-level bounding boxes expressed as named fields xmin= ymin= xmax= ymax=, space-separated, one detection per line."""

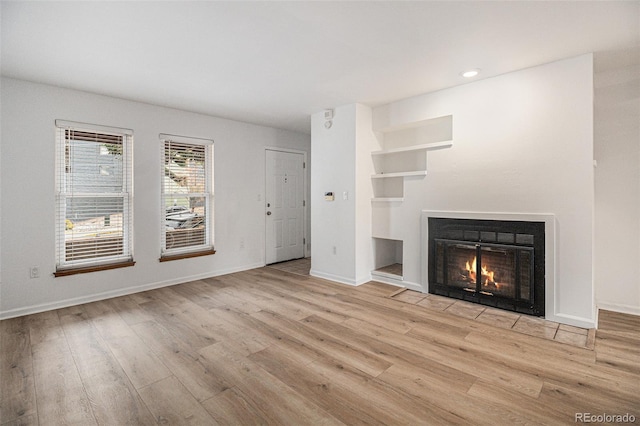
xmin=465 ymin=256 xmax=499 ymax=288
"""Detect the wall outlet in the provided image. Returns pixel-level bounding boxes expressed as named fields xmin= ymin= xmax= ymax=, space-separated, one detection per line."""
xmin=332 ymin=246 xmax=337 ymax=255
xmin=30 ymin=266 xmax=40 ymax=279
xmin=239 ymin=238 xmax=245 ymax=250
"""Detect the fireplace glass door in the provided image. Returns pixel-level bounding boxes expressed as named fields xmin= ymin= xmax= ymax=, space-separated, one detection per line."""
xmin=434 ymin=239 xmax=533 ymax=304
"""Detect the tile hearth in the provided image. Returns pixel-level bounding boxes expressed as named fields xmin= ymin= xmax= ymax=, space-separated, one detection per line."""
xmin=391 ymin=290 xmax=594 ymax=349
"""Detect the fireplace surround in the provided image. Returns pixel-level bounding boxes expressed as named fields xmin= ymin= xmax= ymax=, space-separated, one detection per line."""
xmin=421 ymin=211 xmax=556 ymax=319
xmin=428 ymin=217 xmax=544 ymax=316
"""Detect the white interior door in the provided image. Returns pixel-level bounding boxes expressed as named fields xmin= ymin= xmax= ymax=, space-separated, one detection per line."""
xmin=266 ymin=149 xmax=305 ymax=264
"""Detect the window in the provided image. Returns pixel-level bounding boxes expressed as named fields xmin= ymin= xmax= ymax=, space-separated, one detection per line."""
xmin=160 ymin=134 xmax=214 ymax=260
xmin=55 ymin=120 xmax=134 ymax=275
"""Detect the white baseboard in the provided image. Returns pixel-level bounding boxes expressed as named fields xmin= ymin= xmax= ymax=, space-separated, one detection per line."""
xmin=0 ymin=262 xmax=265 ymax=320
xmin=546 ymin=312 xmax=596 ymax=329
xmin=402 ymin=281 xmax=423 ymax=292
xmin=370 ymin=274 xmax=423 ymax=293
xmin=310 ymin=269 xmax=424 ymax=293
xmin=597 ymin=302 xmax=640 ymax=317
xmin=310 ymin=269 xmax=364 ymax=286
xmin=370 ymin=275 xmax=404 ymax=288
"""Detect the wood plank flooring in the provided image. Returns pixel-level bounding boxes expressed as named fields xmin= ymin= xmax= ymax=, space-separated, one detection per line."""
xmin=1 ymin=267 xmax=639 ymax=425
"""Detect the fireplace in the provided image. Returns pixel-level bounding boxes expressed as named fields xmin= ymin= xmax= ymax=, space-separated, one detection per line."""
xmin=428 ymin=217 xmax=545 ymax=316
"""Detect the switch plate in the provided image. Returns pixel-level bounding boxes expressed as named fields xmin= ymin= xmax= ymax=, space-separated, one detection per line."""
xmin=30 ymin=266 xmax=40 ymax=279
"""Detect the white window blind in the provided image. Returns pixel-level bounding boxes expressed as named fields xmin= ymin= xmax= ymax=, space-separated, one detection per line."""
xmin=161 ymin=136 xmax=214 ymax=257
xmin=55 ymin=121 xmax=133 ymax=271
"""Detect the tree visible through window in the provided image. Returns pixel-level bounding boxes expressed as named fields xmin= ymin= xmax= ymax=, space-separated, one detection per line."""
xmin=55 ymin=122 xmax=133 ymax=274
xmin=161 ymin=136 xmax=214 ymax=259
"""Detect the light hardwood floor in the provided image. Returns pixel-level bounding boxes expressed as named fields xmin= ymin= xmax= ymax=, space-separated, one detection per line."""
xmin=1 ymin=267 xmax=638 ymax=425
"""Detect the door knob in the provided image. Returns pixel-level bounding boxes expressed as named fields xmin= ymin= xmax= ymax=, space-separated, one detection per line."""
xmin=266 ymin=211 xmax=272 ymax=215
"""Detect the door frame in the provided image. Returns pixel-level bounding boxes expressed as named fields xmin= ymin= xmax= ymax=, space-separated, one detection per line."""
xmin=264 ymin=147 xmax=309 ymax=263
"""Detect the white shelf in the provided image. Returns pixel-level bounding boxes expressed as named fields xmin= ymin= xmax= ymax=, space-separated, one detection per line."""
xmin=372 ymin=197 xmax=404 ymax=202
xmin=375 ymin=114 xmax=453 ymax=133
xmin=371 ymin=170 xmax=427 ymax=179
xmin=371 ymin=116 xmax=453 ymax=200
xmin=371 ymin=140 xmax=453 ymax=156
xmin=371 ymin=270 xmax=403 ymax=281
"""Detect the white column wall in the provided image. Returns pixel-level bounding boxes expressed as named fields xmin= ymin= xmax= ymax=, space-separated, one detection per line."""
xmin=354 ymin=104 xmax=379 ymax=284
xmin=310 ymin=105 xmax=358 ymax=284
xmin=594 ymin=48 xmax=640 ymax=316
xmin=310 ymin=103 xmax=378 ymax=285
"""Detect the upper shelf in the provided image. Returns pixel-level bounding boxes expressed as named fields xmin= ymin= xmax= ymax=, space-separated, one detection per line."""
xmin=374 ymin=114 xmax=453 ymax=134
xmin=371 ymin=170 xmax=428 ymax=179
xmin=371 ymin=140 xmax=453 ymax=156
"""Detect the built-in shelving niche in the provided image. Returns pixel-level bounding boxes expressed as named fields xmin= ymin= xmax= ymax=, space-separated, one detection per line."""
xmin=370 ymin=114 xmax=453 ymax=287
xmin=372 ymin=237 xmax=403 ymax=284
xmin=371 ymin=176 xmax=404 ymax=201
xmin=371 ymin=114 xmax=453 ymax=202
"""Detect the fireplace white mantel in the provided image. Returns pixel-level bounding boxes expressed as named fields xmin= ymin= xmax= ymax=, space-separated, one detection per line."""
xmin=420 ymin=210 xmax=593 ymax=329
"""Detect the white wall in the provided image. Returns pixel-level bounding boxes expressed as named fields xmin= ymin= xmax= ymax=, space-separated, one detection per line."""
xmin=0 ymin=76 xmax=3 ymax=291
xmin=373 ymin=55 xmax=596 ymax=326
xmin=310 ymin=105 xmax=357 ymax=283
xmin=310 ymin=103 xmax=379 ymax=285
xmin=594 ymin=48 xmax=640 ymax=316
xmin=354 ymin=104 xmax=379 ymax=283
xmin=0 ymin=78 xmax=310 ymax=319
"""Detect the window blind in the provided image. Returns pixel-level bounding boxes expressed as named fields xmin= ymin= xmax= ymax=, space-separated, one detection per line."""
xmin=55 ymin=123 xmax=133 ymax=271
xmin=161 ymin=137 xmax=214 ymax=257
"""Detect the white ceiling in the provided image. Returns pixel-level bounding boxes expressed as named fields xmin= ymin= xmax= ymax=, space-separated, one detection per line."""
xmin=2 ymin=1 xmax=639 ymax=134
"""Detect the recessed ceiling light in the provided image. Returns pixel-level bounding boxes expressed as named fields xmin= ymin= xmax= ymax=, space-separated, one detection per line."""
xmin=461 ymin=69 xmax=480 ymax=78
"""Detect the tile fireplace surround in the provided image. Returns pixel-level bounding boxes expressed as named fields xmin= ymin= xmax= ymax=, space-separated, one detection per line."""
xmin=418 ymin=210 xmax=589 ymax=328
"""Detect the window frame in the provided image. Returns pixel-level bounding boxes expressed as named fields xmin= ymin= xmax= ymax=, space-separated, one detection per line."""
xmin=160 ymin=134 xmax=215 ymax=261
xmin=54 ymin=120 xmax=134 ymax=276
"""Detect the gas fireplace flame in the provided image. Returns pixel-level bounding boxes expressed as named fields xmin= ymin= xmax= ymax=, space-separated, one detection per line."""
xmin=465 ymin=256 xmax=499 ymax=289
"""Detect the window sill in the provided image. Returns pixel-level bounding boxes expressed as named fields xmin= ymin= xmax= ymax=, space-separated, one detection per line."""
xmin=54 ymin=260 xmax=136 ymax=277
xmin=159 ymin=249 xmax=216 ymax=262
